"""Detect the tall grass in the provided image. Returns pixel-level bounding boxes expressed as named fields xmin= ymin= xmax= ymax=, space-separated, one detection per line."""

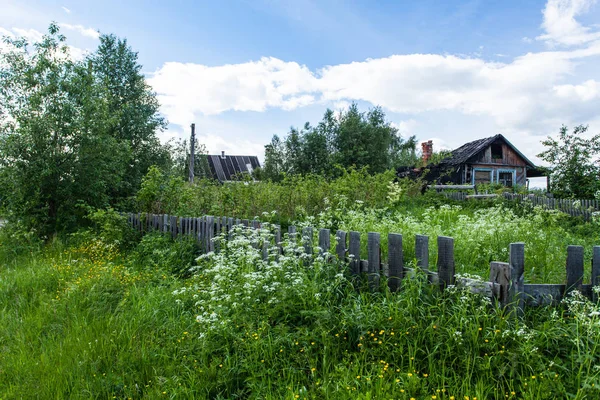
xmin=2 ymin=226 xmax=600 ymax=399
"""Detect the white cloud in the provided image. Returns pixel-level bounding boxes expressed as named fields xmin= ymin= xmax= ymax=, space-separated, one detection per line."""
xmin=58 ymin=23 xmax=99 ymax=39
xmin=537 ymin=0 xmax=600 ymax=46
xmin=11 ymin=27 xmax=44 ymax=43
xmin=150 ymin=44 xmax=600 ymax=133
xmin=148 ymin=57 xmax=318 ymax=127
xmin=392 ymin=119 xmax=418 ymax=136
xmin=62 ymin=6 xmax=71 ymax=14
xmin=553 ymin=79 xmax=600 ymax=101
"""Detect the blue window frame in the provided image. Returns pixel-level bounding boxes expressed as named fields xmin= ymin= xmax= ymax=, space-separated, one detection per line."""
xmin=497 ymin=169 xmax=516 ymax=187
xmin=472 ymin=168 xmax=493 ymax=185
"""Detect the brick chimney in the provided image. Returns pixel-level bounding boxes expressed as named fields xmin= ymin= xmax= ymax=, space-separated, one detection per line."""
xmin=421 ymin=140 xmax=433 ymax=164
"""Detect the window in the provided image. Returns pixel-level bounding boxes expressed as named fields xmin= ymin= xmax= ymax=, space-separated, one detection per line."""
xmin=474 ymin=169 xmax=492 ymax=184
xmin=498 ymin=171 xmax=514 ymax=187
xmin=491 ymin=144 xmax=503 ymax=160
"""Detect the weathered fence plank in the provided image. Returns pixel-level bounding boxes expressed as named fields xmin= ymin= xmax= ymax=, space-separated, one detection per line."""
xmin=388 ymin=233 xmax=403 ymax=292
xmin=593 ymin=246 xmax=600 ymax=302
xmin=566 ymin=245 xmax=584 ymax=293
xmin=415 ymin=234 xmax=429 ymax=274
xmin=490 ymin=261 xmax=511 ymax=307
xmin=349 ymin=231 xmax=360 ymax=276
xmin=437 ymin=236 xmax=455 ymax=290
xmin=367 ymin=233 xmax=381 ymax=290
xmin=336 ymin=230 xmax=347 ymax=262
xmin=509 ymin=243 xmax=525 ymax=316
xmin=303 ymin=227 xmax=313 ymax=256
xmin=318 ymin=229 xmax=330 ymax=257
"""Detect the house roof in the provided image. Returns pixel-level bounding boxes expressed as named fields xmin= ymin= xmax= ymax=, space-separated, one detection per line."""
xmin=438 ymin=134 xmax=536 ymax=168
xmin=207 ymin=154 xmax=261 ymax=182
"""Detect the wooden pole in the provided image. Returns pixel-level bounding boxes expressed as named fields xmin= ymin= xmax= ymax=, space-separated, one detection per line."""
xmin=189 ymin=123 xmax=195 ymax=184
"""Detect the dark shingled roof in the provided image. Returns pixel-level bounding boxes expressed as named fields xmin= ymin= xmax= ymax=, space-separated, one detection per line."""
xmin=207 ymin=155 xmax=261 ymax=182
xmin=438 ymin=134 xmax=536 ymax=168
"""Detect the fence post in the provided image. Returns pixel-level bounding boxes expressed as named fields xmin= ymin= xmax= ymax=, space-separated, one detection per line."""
xmin=303 ymin=227 xmax=313 ymax=257
xmin=415 ymin=234 xmax=429 ymax=277
xmin=349 ymin=231 xmax=361 ymax=276
xmin=367 ymin=232 xmax=381 ymax=291
xmin=490 ymin=261 xmax=511 ymax=308
xmin=566 ymin=245 xmax=584 ymax=294
xmin=288 ymin=225 xmax=297 ymax=242
xmin=509 ymin=243 xmax=525 ymax=316
xmin=273 ymin=224 xmax=281 ymax=254
xmin=388 ymin=233 xmax=403 ymax=292
xmin=593 ymin=246 xmax=600 ymax=303
xmin=318 ymin=229 xmax=330 ymax=258
xmin=336 ymin=230 xmax=347 ymax=262
xmin=437 ymin=236 xmax=455 ymax=290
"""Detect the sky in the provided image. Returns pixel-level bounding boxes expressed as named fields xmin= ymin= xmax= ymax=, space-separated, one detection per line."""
xmin=2 ymin=0 xmax=600 ymax=184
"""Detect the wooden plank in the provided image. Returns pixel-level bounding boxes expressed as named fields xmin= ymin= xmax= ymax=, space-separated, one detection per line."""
xmin=524 ymin=284 xmax=593 ymax=306
xmin=274 ymin=225 xmax=282 ymax=257
xmin=509 ymin=243 xmax=525 ymax=316
xmin=490 ymin=261 xmax=511 ymax=307
xmin=593 ymin=246 xmax=600 ymax=302
xmin=228 ymin=217 xmax=235 ymax=240
xmin=196 ymin=217 xmax=202 ymax=246
xmin=466 ymin=194 xmax=498 ymax=199
xmin=208 ymin=216 xmax=215 ymax=252
xmin=242 ymin=219 xmax=249 ymax=227
xmin=566 ymin=245 xmax=584 ymax=293
xmin=303 ymin=227 xmax=313 ymax=256
xmin=318 ymin=229 xmax=330 ymax=257
xmin=388 ymin=233 xmax=403 ymax=292
xmin=437 ymin=236 xmax=455 ymax=290
xmin=367 ymin=233 xmax=381 ymax=291
xmin=288 ymin=225 xmax=297 ymax=242
xmin=429 ymin=185 xmax=475 ymax=190
xmin=349 ymin=231 xmax=361 ymax=276
xmin=336 ymin=230 xmax=347 ymax=262
xmin=415 ymin=235 xmax=429 ymax=274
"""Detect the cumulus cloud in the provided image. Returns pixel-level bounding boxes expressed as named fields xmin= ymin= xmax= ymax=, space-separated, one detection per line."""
xmin=554 ymin=79 xmax=600 ymax=101
xmin=58 ymin=23 xmax=99 ymax=39
xmin=148 ymin=57 xmax=318 ymax=126
xmin=537 ymin=0 xmax=600 ymax=46
xmin=149 ymin=44 xmax=600 ymax=133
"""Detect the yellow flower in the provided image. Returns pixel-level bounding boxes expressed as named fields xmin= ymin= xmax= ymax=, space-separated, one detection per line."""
xmin=432 ymin=396 xmax=437 ymax=399
xmin=407 ymin=373 xmax=413 ymax=377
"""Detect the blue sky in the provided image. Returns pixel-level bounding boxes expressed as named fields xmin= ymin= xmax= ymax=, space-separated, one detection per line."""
xmin=2 ymin=0 xmax=600 ymax=185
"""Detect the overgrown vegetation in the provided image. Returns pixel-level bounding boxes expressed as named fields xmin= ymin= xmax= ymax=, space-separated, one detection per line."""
xmin=2 ymin=221 xmax=600 ymax=399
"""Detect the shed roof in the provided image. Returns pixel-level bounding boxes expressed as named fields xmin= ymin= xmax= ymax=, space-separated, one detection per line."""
xmin=207 ymin=155 xmax=261 ymax=182
xmin=438 ymin=134 xmax=536 ymax=168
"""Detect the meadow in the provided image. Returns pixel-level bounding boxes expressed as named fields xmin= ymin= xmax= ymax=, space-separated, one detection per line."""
xmin=1 ymin=173 xmax=600 ymax=399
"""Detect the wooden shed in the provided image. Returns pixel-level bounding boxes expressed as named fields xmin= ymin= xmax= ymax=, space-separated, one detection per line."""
xmin=426 ymin=134 xmax=542 ymax=187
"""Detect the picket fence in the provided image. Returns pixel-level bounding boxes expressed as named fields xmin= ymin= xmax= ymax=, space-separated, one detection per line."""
xmin=441 ymin=191 xmax=600 ymax=221
xmin=126 ymin=212 xmax=600 ymax=314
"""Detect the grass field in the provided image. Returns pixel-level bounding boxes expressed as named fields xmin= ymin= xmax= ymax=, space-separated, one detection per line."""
xmin=1 ymin=217 xmax=600 ymax=399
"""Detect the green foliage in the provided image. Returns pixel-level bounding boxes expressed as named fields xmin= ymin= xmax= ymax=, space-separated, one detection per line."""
xmin=262 ymin=104 xmax=417 ymax=180
xmin=0 ymin=24 xmax=169 ymax=237
xmin=128 ymin=232 xmax=198 ymax=277
xmin=136 ymin=166 xmax=396 ymax=224
xmin=3 ymin=230 xmax=600 ymax=398
xmin=537 ymin=125 xmax=600 ymax=199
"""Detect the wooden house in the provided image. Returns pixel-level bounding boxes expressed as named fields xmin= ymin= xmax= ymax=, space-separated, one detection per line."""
xmin=422 ymin=134 xmax=543 ymax=187
xmin=206 ymin=151 xmax=261 ymax=183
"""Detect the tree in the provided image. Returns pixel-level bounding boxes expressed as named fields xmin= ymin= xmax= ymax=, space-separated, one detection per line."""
xmin=0 ymin=24 xmax=170 ymax=235
xmin=537 ymin=125 xmax=600 ymax=199
xmin=89 ymin=34 xmax=170 ymax=201
xmin=262 ymin=103 xmax=416 ymax=180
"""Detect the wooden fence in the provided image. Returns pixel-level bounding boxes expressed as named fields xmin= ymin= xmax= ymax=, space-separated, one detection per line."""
xmin=126 ymin=213 xmax=600 ymax=314
xmin=440 ymin=191 xmax=600 ymax=221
